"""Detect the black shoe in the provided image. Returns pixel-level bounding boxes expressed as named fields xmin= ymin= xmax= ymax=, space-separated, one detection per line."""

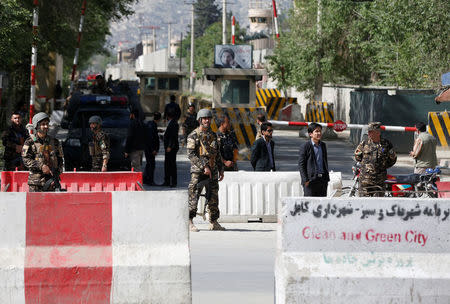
xmin=170 ymin=184 xmax=177 ymax=188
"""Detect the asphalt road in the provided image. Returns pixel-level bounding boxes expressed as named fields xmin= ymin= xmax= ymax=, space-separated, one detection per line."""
xmin=147 ymin=129 xmax=415 ymax=304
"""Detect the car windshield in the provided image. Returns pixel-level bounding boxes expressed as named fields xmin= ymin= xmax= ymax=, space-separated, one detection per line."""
xmin=72 ymin=108 xmax=130 ymax=128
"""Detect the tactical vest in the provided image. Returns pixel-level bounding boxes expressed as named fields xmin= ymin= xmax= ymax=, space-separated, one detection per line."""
xmin=415 ymin=132 xmax=438 ymax=168
xmin=30 ymin=136 xmax=59 ymax=171
xmin=90 ymin=132 xmax=107 ymax=158
xmin=195 ymin=128 xmax=217 ymax=169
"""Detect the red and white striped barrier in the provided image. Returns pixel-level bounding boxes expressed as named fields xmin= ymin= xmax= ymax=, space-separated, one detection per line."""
xmin=1 ymin=171 xmax=144 ymax=192
xmin=29 ymin=0 xmax=39 ymax=122
xmin=0 ymin=191 xmax=191 ymax=303
xmin=272 ymin=0 xmax=280 ymax=39
xmin=231 ymin=16 xmax=236 ymax=45
xmin=70 ymin=0 xmax=87 ymax=94
xmin=269 ymin=120 xmax=417 ymax=132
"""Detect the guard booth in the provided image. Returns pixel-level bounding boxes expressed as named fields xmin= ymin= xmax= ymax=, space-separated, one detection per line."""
xmin=136 ymin=71 xmax=186 ymax=117
xmin=204 ymin=67 xmax=266 ymax=108
xmin=203 ymin=46 xmax=267 ymax=159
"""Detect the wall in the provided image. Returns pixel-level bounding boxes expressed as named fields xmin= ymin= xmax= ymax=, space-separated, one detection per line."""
xmin=349 ymin=89 xmax=447 ymax=152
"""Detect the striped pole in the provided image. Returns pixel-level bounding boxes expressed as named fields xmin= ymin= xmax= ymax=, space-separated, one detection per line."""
xmin=29 ymin=0 xmax=39 ymax=123
xmin=269 ymin=120 xmax=417 ymax=132
xmin=70 ymin=0 xmax=87 ymax=94
xmin=272 ymin=0 xmax=280 ymax=40
xmin=231 ymin=16 xmax=235 ymax=45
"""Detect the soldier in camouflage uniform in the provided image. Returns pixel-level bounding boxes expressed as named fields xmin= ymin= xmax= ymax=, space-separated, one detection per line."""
xmin=22 ymin=112 xmax=64 ymax=192
xmin=88 ymin=116 xmax=110 ymax=172
xmin=187 ymin=109 xmax=225 ymax=232
xmin=2 ymin=112 xmax=29 ymax=170
xmin=354 ymin=122 xmax=397 ymax=197
xmin=216 ymin=114 xmax=239 ymax=171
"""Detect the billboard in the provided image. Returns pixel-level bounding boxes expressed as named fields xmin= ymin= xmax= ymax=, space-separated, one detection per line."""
xmin=214 ymin=45 xmax=252 ymax=69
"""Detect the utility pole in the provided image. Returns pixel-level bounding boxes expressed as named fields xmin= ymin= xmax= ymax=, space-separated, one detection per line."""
xmin=139 ymin=25 xmax=160 ymax=53
xmin=164 ymin=22 xmax=174 ymax=59
xmin=153 ymin=28 xmax=157 ymax=52
xmin=179 ymin=32 xmax=183 ymax=72
xmin=222 ymin=0 xmax=226 ymax=45
xmin=190 ymin=3 xmax=195 ymax=92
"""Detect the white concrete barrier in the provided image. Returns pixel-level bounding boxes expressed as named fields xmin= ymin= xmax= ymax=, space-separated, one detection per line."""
xmin=275 ymin=197 xmax=450 ymax=303
xmin=198 ymin=171 xmax=342 ymax=223
xmin=0 ymin=191 xmax=191 ymax=304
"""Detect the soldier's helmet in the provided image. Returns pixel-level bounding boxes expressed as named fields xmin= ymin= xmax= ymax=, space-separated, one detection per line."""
xmin=32 ymin=112 xmax=50 ymax=129
xmin=88 ymin=115 xmax=102 ymax=125
xmin=368 ymin=122 xmax=381 ymax=131
xmin=197 ymin=109 xmax=213 ymax=120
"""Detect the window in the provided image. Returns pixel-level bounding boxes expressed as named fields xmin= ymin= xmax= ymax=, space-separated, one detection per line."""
xmin=73 ymin=109 xmax=130 ymax=128
xmin=158 ymin=77 xmax=179 ymax=90
xmin=145 ymin=77 xmax=155 ymax=90
xmin=221 ymin=80 xmax=250 ymax=104
xmin=169 ymin=78 xmax=179 ymax=90
xmin=158 ymin=78 xmax=168 ymax=90
xmin=257 ymin=17 xmax=267 ymax=23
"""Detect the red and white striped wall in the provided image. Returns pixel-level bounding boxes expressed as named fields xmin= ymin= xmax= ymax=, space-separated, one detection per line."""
xmin=0 ymin=191 xmax=191 ymax=304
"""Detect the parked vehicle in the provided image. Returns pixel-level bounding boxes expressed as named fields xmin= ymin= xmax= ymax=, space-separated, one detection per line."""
xmin=346 ymin=162 xmax=441 ymax=198
xmin=62 ymin=94 xmax=131 ymax=171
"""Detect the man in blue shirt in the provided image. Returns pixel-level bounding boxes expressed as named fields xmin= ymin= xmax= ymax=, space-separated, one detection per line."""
xmin=298 ymin=123 xmax=330 ymax=196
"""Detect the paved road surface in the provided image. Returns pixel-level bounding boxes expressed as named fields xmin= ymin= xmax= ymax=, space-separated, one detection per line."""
xmin=146 ymin=129 xmax=414 ymax=303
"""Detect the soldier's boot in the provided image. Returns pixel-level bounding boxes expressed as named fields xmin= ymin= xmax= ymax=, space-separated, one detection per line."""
xmin=189 ymin=219 xmax=199 ymax=232
xmin=209 ymin=220 xmax=225 ymax=231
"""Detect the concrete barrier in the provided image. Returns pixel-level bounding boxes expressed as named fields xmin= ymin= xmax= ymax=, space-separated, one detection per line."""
xmin=1 ymin=171 xmax=143 ymax=192
xmin=197 ymin=171 xmax=342 ymax=223
xmin=0 ymin=191 xmax=191 ymax=303
xmin=437 ymin=181 xmax=450 ymax=198
xmin=275 ymin=197 xmax=450 ymax=303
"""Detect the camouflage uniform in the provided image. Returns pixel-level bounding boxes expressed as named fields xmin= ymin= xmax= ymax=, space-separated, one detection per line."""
xmin=22 ymin=135 xmax=64 ymax=192
xmin=355 ymin=136 xmax=397 ymax=197
xmin=217 ymin=129 xmax=239 ymax=171
xmin=2 ymin=124 xmax=29 ymax=170
xmin=89 ymin=131 xmax=110 ymax=171
xmin=187 ymin=127 xmax=224 ymax=221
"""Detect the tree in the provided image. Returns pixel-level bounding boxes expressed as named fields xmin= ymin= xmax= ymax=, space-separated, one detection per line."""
xmin=194 ymin=0 xmax=221 ymax=38
xmin=0 ymin=0 xmax=137 ymax=112
xmin=268 ymin=0 xmax=450 ymax=98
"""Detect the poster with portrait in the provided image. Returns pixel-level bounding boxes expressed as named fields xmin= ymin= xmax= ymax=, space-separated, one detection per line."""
xmin=214 ymin=45 xmax=253 ymax=69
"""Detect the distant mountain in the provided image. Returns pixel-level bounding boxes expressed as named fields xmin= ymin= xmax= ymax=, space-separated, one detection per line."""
xmin=109 ymin=0 xmax=292 ymax=51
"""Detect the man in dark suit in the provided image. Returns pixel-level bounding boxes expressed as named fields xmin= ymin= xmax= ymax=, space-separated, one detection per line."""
xmin=298 ymin=122 xmax=330 ymax=197
xmin=163 ymin=109 xmax=179 ymax=187
xmin=251 ymin=122 xmax=275 ymax=171
xmin=164 ymin=95 xmax=181 ymax=121
xmin=143 ymin=112 xmax=161 ymax=185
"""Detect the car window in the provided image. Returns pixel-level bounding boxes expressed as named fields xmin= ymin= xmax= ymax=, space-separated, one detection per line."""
xmin=72 ymin=109 xmax=130 ymax=128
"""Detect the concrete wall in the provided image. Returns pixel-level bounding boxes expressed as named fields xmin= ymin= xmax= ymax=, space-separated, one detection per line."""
xmin=135 ymin=49 xmax=168 ymax=72
xmin=276 ymin=197 xmax=450 ymax=303
xmin=322 ymin=85 xmax=355 ymax=122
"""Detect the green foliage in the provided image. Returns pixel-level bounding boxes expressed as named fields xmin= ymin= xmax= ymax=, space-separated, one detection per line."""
xmin=194 ymin=0 xmax=221 ymax=38
xmin=268 ymin=0 xmax=450 ymax=95
xmin=0 ymin=0 xmax=136 ymax=110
